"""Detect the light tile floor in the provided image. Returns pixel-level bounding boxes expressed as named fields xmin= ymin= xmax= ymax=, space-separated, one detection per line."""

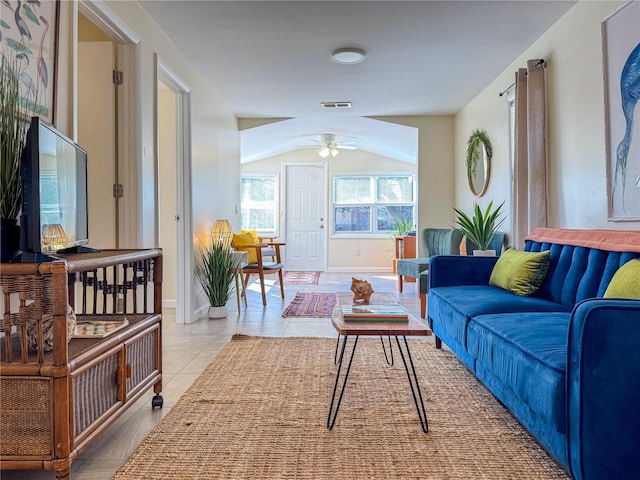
xmin=3 ymin=271 xmax=428 ymax=479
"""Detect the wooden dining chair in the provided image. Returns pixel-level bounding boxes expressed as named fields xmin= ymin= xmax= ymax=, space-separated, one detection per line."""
xmin=234 ymin=235 xmax=285 ymax=307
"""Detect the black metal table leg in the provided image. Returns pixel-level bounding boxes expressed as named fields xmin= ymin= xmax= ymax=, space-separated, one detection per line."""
xmin=395 ymin=335 xmax=429 ymax=433
xmin=327 ymin=335 xmax=359 ymax=429
xmin=380 ymin=335 xmax=394 ymax=365
xmin=334 ymin=333 xmax=342 ymax=365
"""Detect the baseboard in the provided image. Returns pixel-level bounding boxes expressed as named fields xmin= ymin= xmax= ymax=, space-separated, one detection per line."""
xmin=162 ymin=299 xmax=177 ymax=309
xmin=194 ymin=304 xmax=209 ymax=321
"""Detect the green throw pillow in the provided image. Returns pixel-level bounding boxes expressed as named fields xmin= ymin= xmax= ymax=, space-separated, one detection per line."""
xmin=489 ymin=248 xmax=551 ymax=296
xmin=603 ymin=259 xmax=640 ymax=299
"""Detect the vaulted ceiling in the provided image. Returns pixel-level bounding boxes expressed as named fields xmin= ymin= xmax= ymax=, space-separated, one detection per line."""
xmin=140 ymin=1 xmax=576 ymax=162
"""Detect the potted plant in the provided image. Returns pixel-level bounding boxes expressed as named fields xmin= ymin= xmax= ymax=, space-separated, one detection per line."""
xmin=388 ymin=216 xmax=414 ymax=267
xmin=0 ymin=53 xmax=30 ymax=262
xmin=195 ymin=231 xmax=237 ymax=318
xmin=453 ymin=200 xmax=506 ymax=255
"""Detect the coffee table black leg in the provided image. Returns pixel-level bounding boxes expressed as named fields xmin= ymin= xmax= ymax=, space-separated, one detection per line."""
xmin=380 ymin=335 xmax=394 ymax=365
xmin=334 ymin=334 xmax=343 ymax=365
xmin=327 ymin=335 xmax=359 ymax=430
xmin=395 ymin=336 xmax=429 ymax=433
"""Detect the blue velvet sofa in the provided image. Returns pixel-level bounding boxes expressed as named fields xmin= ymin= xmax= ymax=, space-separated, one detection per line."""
xmin=427 ymin=228 xmax=640 ymax=480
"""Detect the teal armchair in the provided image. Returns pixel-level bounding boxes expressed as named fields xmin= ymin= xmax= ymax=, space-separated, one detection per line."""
xmin=396 ymin=228 xmax=464 ymax=297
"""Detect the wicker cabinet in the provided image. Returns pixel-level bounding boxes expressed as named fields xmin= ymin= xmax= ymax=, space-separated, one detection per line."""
xmin=0 ymin=249 xmax=163 ymax=479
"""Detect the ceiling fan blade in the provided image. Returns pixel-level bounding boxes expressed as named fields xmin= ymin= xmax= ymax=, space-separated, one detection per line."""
xmin=337 ymin=144 xmax=357 ymax=150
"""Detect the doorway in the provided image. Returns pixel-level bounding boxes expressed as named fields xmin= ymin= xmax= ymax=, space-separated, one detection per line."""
xmin=77 ymin=21 xmax=116 ymax=248
xmin=284 ymin=163 xmax=327 ymax=271
xmin=156 ymin=56 xmax=193 ymax=324
xmin=76 ymin=4 xmax=140 ymax=249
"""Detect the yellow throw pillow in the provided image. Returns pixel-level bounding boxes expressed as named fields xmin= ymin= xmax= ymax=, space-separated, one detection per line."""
xmin=489 ymin=248 xmax=551 ymax=296
xmin=604 ymin=259 xmax=640 ymax=299
xmin=241 ymin=229 xmax=260 ymax=244
xmin=233 ymin=232 xmax=258 ymax=264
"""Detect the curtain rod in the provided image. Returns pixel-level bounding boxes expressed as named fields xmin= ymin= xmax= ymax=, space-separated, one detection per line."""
xmin=498 ymin=59 xmax=546 ymax=96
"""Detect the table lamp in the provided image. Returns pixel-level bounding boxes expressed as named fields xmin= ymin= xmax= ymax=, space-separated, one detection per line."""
xmin=211 ymin=219 xmax=233 ymax=248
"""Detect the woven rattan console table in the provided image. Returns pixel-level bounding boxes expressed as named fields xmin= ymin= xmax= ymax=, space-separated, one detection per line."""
xmin=0 ymin=249 xmax=163 ymax=479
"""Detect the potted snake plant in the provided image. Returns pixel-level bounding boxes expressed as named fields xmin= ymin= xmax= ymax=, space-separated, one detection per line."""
xmin=0 ymin=53 xmax=30 ymax=262
xmin=195 ymin=231 xmax=237 ymax=318
xmin=453 ymin=200 xmax=506 ymax=255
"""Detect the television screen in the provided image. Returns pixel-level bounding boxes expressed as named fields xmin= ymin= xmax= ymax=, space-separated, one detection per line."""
xmin=20 ymin=117 xmax=90 ymax=259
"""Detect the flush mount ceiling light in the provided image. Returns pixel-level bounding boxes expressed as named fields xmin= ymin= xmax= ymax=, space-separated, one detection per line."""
xmin=330 ymin=47 xmax=366 ymax=64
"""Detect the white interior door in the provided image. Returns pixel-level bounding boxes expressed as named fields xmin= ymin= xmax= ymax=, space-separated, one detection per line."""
xmin=78 ymin=41 xmax=116 ymax=249
xmin=157 ymin=85 xmax=177 ymax=307
xmin=285 ymin=164 xmax=326 ymax=271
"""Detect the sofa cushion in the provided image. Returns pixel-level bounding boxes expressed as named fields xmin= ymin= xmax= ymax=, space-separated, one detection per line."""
xmin=428 ymin=285 xmax=570 ymax=348
xmin=467 ymin=312 xmax=569 ymax=433
xmin=524 ymin=241 xmax=640 ymax=307
xmin=489 ymin=248 xmax=550 ymax=296
xmin=603 ymin=259 xmax=640 ymax=299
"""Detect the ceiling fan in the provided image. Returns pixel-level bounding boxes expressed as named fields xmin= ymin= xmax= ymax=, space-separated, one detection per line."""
xmin=298 ymin=133 xmax=357 ymax=158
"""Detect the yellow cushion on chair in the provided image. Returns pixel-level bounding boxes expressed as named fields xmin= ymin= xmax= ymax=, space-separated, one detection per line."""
xmin=233 ymin=232 xmax=258 ymax=264
xmin=241 ymin=229 xmax=260 ymax=244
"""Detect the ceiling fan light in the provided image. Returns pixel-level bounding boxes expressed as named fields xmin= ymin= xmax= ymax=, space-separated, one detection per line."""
xmin=330 ymin=148 xmax=340 ymax=157
xmin=318 ymin=147 xmax=330 ymax=158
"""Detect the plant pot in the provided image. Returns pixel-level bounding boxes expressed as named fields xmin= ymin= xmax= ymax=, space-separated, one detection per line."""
xmin=473 ymin=249 xmax=496 ymax=257
xmin=208 ymin=305 xmax=228 ymax=319
xmin=1 ymin=219 xmax=21 ymax=262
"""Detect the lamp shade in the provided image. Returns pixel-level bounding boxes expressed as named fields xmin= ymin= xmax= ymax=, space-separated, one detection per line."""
xmin=211 ymin=219 xmax=233 ymax=248
xmin=42 ymin=224 xmax=68 ymax=250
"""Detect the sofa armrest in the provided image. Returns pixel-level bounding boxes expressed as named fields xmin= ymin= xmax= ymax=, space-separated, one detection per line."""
xmin=567 ymin=298 xmax=640 ymax=480
xmin=428 ymin=255 xmax=499 ymax=289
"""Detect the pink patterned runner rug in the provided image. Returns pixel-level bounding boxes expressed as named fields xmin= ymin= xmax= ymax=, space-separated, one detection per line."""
xmin=275 ymin=271 xmax=321 ymax=285
xmin=281 ymin=292 xmax=336 ymax=318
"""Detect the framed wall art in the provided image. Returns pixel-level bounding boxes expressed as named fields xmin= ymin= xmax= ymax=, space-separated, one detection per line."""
xmin=602 ymin=1 xmax=640 ymax=221
xmin=0 ymin=0 xmax=59 ymax=125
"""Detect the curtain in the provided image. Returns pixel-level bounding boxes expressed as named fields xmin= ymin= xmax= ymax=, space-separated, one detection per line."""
xmin=512 ymin=59 xmax=547 ymax=248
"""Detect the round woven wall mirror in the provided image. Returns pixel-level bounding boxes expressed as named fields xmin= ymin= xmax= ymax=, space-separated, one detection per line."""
xmin=466 ymin=130 xmax=492 ymax=197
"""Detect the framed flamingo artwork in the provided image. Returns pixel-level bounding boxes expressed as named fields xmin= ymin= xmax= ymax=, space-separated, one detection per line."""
xmin=602 ymin=0 xmax=640 ymax=221
xmin=0 ymin=0 xmax=59 ymax=125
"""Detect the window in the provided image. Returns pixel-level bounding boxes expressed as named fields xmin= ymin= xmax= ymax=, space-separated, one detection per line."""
xmin=333 ymin=175 xmax=415 ymax=235
xmin=240 ymin=174 xmax=279 ymax=236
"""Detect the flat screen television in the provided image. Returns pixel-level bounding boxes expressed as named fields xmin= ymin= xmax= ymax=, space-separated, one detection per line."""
xmin=18 ymin=117 xmax=95 ymax=262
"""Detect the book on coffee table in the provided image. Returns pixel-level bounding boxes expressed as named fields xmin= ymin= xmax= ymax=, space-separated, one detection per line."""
xmin=341 ymin=304 xmax=409 ymax=322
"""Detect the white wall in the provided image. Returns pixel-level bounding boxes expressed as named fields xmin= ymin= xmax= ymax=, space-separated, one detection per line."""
xmin=242 ymin=148 xmax=418 ymax=270
xmin=454 ymin=0 xmax=638 ymax=236
xmin=376 ymin=116 xmax=456 ymax=234
xmin=55 ymin=1 xmax=241 ymax=319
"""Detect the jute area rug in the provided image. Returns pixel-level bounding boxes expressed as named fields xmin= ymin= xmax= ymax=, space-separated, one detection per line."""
xmin=113 ymin=335 xmax=568 ymax=480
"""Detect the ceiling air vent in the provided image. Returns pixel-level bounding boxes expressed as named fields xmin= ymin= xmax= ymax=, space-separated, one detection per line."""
xmin=321 ymin=101 xmax=352 ymax=109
